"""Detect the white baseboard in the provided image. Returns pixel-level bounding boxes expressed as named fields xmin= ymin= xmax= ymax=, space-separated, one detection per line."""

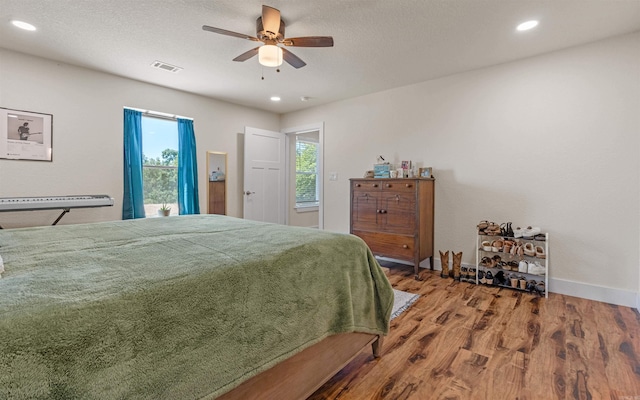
xmin=386 ymin=256 xmax=639 ymax=310
xmin=550 ymin=278 xmax=638 ymax=309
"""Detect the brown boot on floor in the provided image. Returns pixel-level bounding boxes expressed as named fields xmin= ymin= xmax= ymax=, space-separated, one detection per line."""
xmin=439 ymin=250 xmax=449 ymax=279
xmin=452 ymin=251 xmax=463 ymax=281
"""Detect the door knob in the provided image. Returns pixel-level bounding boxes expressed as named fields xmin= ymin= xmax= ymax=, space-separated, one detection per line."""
xmin=244 ymin=191 xmax=255 ymax=196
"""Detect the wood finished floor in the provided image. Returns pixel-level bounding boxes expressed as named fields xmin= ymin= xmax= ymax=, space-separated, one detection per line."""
xmin=309 ymin=262 xmax=640 ymax=400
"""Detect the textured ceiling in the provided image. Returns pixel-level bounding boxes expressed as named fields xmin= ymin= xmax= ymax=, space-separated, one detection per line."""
xmin=1 ymin=0 xmax=639 ymax=114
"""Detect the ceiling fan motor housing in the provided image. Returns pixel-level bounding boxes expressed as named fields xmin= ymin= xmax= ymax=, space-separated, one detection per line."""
xmin=257 ymin=17 xmax=285 ymax=42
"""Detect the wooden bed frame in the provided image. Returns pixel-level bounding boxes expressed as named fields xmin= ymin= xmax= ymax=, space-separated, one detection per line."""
xmin=218 ymin=332 xmax=383 ymax=400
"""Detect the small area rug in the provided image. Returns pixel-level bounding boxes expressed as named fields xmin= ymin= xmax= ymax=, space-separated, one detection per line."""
xmin=390 ymin=289 xmax=420 ymax=320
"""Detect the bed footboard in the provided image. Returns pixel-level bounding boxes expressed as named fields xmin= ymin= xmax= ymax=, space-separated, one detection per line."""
xmin=216 ymin=332 xmax=381 ymax=400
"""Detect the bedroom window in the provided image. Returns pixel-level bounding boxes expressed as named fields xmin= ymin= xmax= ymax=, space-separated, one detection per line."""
xmin=141 ymin=116 xmax=178 ymax=216
xmin=295 ymin=136 xmax=319 ymax=208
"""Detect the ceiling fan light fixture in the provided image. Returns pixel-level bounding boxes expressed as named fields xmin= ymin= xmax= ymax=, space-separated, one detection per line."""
xmin=259 ymin=45 xmax=283 ymax=67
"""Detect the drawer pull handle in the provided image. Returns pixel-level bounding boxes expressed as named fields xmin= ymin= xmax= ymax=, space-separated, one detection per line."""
xmin=402 ymin=244 xmax=409 ymax=249
xmin=405 ymin=184 xmax=412 ymax=188
xmin=372 ymin=184 xmax=378 ymax=187
xmin=385 ymin=184 xmax=391 ymax=188
xmin=355 ymin=183 xmax=361 ymax=187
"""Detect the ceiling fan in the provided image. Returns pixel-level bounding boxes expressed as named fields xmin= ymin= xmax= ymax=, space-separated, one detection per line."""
xmin=202 ymin=5 xmax=334 ymax=69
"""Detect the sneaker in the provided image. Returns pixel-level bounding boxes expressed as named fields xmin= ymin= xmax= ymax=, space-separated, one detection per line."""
xmin=522 ymin=226 xmax=541 ymax=239
xmin=518 ymin=260 xmax=528 ymax=273
xmin=527 ymin=261 xmax=545 ymax=275
xmin=513 ymin=227 xmax=524 ymax=238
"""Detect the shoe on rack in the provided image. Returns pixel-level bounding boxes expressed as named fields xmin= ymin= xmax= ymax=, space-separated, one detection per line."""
xmin=485 ymin=223 xmax=501 ymax=235
xmin=506 ymin=222 xmax=514 ymax=237
xmin=469 ymin=268 xmax=477 ymax=283
xmin=503 ymin=240 xmax=515 ymax=254
xmin=535 ymin=245 xmax=546 ymax=259
xmin=527 ymin=261 xmax=545 ymax=276
xmin=494 ymin=271 xmax=506 ymax=286
xmin=513 ymin=226 xmax=524 ymax=238
xmin=519 ymin=278 xmax=527 ymax=290
xmin=478 ymin=270 xmax=486 ymax=284
xmin=518 ymin=260 xmax=528 ymax=273
xmin=477 ymin=220 xmax=489 ymax=233
xmin=491 ymin=255 xmax=501 ymax=268
xmin=535 ymin=281 xmax=546 ymax=296
xmin=481 ymin=256 xmax=492 ymax=267
xmin=534 ymin=233 xmax=546 ymax=241
xmin=485 ymin=271 xmax=494 ymax=285
xmin=500 ymin=223 xmax=509 ymax=237
xmin=523 ymin=243 xmax=536 ymax=257
xmin=491 ymin=240 xmax=504 ymax=252
xmin=522 ymin=226 xmax=541 ymax=239
xmin=510 ymin=243 xmax=519 ymax=255
xmin=461 ymin=266 xmax=468 ymax=282
xmin=482 ymin=240 xmax=492 ymax=252
xmin=526 ymin=280 xmax=537 ymax=292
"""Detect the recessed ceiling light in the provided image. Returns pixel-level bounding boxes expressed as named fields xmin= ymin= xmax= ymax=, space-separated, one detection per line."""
xmin=516 ymin=20 xmax=539 ymax=31
xmin=11 ymin=20 xmax=36 ymax=31
xmin=270 ymin=96 xmax=281 ymax=102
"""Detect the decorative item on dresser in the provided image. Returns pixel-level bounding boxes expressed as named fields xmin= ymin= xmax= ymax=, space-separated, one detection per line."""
xmin=350 ymin=178 xmax=435 ymax=280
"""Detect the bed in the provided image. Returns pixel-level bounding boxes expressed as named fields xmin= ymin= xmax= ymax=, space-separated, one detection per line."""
xmin=0 ymin=214 xmax=393 ymax=399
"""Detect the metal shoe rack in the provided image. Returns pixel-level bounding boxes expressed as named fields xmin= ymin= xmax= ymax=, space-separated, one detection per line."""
xmin=475 ymin=232 xmax=549 ymax=298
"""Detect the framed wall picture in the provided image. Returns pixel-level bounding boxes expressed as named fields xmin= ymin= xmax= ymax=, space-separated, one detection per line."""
xmin=0 ymin=107 xmax=53 ymax=161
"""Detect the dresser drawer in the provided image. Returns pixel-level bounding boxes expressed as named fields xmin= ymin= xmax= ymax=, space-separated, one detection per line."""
xmin=352 ymin=230 xmax=415 ymax=261
xmin=379 ymin=180 xmax=417 ymax=194
xmin=352 ymin=180 xmax=383 ymax=192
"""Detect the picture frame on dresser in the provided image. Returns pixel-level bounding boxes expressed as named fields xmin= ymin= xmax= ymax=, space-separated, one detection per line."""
xmin=0 ymin=107 xmax=53 ymax=161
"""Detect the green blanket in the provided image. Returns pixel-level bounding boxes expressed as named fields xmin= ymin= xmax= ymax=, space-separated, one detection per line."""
xmin=0 ymin=215 xmax=393 ymax=399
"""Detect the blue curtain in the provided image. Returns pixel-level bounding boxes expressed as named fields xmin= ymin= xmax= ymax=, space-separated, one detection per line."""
xmin=122 ymin=109 xmax=146 ymax=219
xmin=177 ymin=118 xmax=200 ymax=215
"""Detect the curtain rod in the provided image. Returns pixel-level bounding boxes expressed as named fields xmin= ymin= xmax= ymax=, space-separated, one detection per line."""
xmin=124 ymin=106 xmax=193 ymax=121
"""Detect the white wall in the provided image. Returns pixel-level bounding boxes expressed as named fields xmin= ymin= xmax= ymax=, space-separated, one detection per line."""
xmin=0 ymin=49 xmax=279 ymax=227
xmin=282 ymin=33 xmax=640 ymax=306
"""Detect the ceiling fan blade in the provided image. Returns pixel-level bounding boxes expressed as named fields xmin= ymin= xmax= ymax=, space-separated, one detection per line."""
xmin=202 ymin=25 xmax=260 ymax=42
xmin=283 ymin=36 xmax=334 ymax=47
xmin=262 ymin=5 xmax=281 ymax=37
xmin=233 ymin=47 xmax=260 ymax=62
xmin=282 ymin=48 xmax=306 ymax=69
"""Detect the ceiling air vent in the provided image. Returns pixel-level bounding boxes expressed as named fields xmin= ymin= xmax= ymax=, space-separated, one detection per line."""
xmin=151 ymin=61 xmax=183 ymax=73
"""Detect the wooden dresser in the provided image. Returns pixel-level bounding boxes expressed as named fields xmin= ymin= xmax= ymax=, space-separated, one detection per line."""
xmin=208 ymin=181 xmax=226 ymax=215
xmin=350 ymin=178 xmax=435 ymax=279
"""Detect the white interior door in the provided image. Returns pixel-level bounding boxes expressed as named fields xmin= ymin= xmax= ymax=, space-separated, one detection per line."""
xmin=243 ymin=127 xmax=286 ymax=224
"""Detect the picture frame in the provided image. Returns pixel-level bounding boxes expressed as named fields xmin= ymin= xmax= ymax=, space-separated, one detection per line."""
xmin=0 ymin=107 xmax=53 ymax=161
xmin=419 ymin=167 xmax=432 ymax=178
